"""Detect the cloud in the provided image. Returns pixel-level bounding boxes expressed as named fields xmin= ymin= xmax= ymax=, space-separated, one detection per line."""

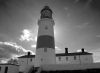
xmin=55 ymin=46 xmax=61 ymax=51
xmin=34 ymin=36 xmax=37 ymax=42
xmin=0 ymin=41 xmax=35 ymax=60
xmin=19 ymin=29 xmax=38 ymax=43
xmin=31 ymin=44 xmax=36 ymax=48
xmin=0 ymin=58 xmax=9 ymax=63
xmin=19 ymin=29 xmax=34 ymax=42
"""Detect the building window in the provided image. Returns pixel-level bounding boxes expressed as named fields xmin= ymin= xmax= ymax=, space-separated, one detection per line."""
xmin=45 ymin=26 xmax=48 ymax=30
xmin=44 ymin=48 xmax=47 ymax=52
xmin=66 ymin=57 xmax=68 ymax=61
xmin=41 ymin=58 xmax=43 ymax=62
xmin=85 ymin=58 xmax=88 ymax=60
xmin=74 ymin=56 xmax=76 ymax=60
xmin=0 ymin=67 xmax=1 ymax=71
xmin=30 ymin=58 xmax=32 ymax=62
xmin=22 ymin=61 xmax=24 ymax=62
xmin=59 ymin=57 xmax=61 ymax=61
xmin=4 ymin=67 xmax=8 ymax=73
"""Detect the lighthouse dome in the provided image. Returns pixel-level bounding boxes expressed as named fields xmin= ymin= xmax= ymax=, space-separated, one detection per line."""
xmin=40 ymin=6 xmax=53 ymax=19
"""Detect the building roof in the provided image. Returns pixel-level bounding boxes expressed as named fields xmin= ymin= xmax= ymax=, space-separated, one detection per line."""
xmin=18 ymin=55 xmax=35 ymax=58
xmin=56 ymin=52 xmax=93 ymax=56
xmin=0 ymin=63 xmax=19 ymax=66
xmin=18 ymin=52 xmax=92 ymax=58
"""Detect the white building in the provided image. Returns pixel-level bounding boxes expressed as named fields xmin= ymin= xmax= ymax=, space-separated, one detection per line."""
xmin=0 ymin=64 xmax=19 ymax=73
xmin=18 ymin=52 xmax=35 ymax=72
xmin=17 ymin=48 xmax=93 ymax=72
xmin=56 ymin=48 xmax=93 ymax=64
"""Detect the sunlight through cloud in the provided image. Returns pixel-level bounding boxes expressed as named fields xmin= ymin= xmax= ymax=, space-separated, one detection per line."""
xmin=34 ymin=36 xmax=37 ymax=42
xmin=31 ymin=44 xmax=36 ymax=48
xmin=55 ymin=46 xmax=61 ymax=51
xmin=20 ymin=29 xmax=33 ymax=42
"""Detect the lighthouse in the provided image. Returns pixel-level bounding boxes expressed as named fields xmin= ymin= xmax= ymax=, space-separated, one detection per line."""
xmin=35 ymin=6 xmax=56 ymax=67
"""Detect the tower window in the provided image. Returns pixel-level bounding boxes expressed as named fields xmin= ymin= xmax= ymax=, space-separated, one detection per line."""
xmin=59 ymin=57 xmax=61 ymax=61
xmin=66 ymin=57 xmax=68 ymax=61
xmin=41 ymin=58 xmax=43 ymax=62
xmin=30 ymin=58 xmax=32 ymax=62
xmin=74 ymin=56 xmax=76 ymax=60
xmin=85 ymin=58 xmax=88 ymax=60
xmin=44 ymin=48 xmax=47 ymax=52
xmin=45 ymin=26 xmax=48 ymax=30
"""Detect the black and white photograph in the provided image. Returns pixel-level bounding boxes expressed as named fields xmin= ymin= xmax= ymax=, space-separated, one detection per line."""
xmin=0 ymin=0 xmax=100 ymax=73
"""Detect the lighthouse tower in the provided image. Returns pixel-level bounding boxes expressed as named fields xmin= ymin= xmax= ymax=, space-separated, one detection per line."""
xmin=35 ymin=6 xmax=56 ymax=67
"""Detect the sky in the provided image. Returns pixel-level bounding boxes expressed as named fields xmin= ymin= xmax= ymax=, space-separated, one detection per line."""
xmin=0 ymin=0 xmax=100 ymax=62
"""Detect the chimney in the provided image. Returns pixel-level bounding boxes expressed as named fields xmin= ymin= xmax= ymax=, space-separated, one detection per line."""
xmin=65 ymin=48 xmax=68 ymax=54
xmin=28 ymin=52 xmax=31 ymax=56
xmin=81 ymin=48 xmax=84 ymax=53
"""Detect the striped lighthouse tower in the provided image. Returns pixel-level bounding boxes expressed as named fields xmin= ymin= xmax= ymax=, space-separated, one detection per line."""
xmin=35 ymin=6 xmax=56 ymax=67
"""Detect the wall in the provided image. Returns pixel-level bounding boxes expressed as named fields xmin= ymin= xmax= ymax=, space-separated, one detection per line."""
xmin=56 ymin=55 xmax=80 ymax=64
xmin=18 ymin=54 xmax=93 ymax=69
xmin=0 ymin=64 xmax=19 ymax=73
xmin=18 ymin=58 xmax=35 ymax=72
xmin=56 ymin=54 xmax=93 ymax=64
xmin=35 ymin=48 xmax=56 ymax=67
xmin=41 ymin=63 xmax=100 ymax=71
xmin=18 ymin=54 xmax=93 ymax=72
xmin=80 ymin=55 xmax=93 ymax=64
xmin=38 ymin=18 xmax=54 ymax=36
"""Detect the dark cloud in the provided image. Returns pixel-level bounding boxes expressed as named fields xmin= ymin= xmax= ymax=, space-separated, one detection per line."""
xmin=0 ymin=0 xmax=9 ymax=8
xmin=73 ymin=0 xmax=100 ymax=11
xmin=0 ymin=0 xmax=33 ymax=8
xmin=0 ymin=0 xmax=28 ymax=12
xmin=90 ymin=0 xmax=100 ymax=11
xmin=79 ymin=0 xmax=88 ymax=3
